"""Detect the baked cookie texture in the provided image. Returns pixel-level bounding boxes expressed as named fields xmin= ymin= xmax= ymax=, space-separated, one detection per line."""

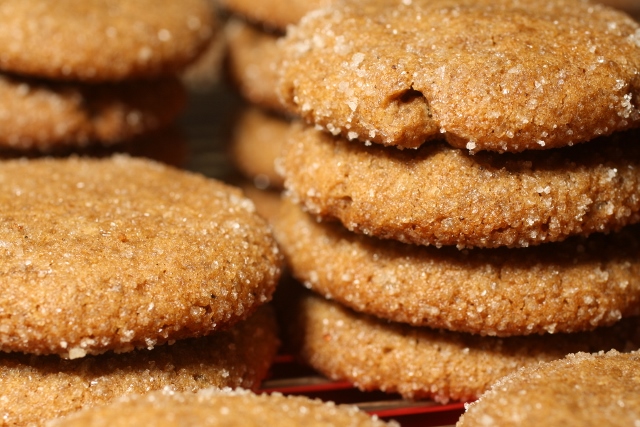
xmin=218 ymin=0 xmax=334 ymax=31
xmin=0 ymin=0 xmax=215 ymax=82
xmin=457 ymin=349 xmax=640 ymax=427
xmin=277 ymin=0 xmax=640 ymax=152
xmin=280 ymin=125 xmax=640 ymax=248
xmin=0 ymin=75 xmax=186 ymax=150
xmin=46 ymin=387 xmax=396 ymax=427
xmin=224 ymin=19 xmax=286 ymax=113
xmin=230 ymin=106 xmax=291 ymax=189
xmin=0 ymin=155 xmax=282 ymax=357
xmin=273 ymin=198 xmax=640 ymax=336
xmin=0 ymin=306 xmax=279 ymax=427
xmin=286 ymin=290 xmax=640 ymax=404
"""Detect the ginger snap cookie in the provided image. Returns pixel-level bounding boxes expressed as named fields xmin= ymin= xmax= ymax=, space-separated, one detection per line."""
xmin=0 ymin=306 xmax=279 ymax=427
xmin=0 ymin=155 xmax=282 ymax=357
xmin=0 ymin=74 xmax=186 ymax=150
xmin=277 ymin=0 xmax=640 ymax=152
xmin=219 ymin=0 xmax=334 ymax=31
xmin=46 ymin=387 xmax=396 ymax=427
xmin=0 ymin=0 xmax=215 ymax=82
xmin=286 ymin=290 xmax=640 ymax=403
xmin=224 ymin=19 xmax=286 ymax=113
xmin=458 ymin=349 xmax=640 ymax=426
xmin=231 ymin=106 xmax=290 ymax=189
xmin=280 ymin=125 xmax=640 ymax=249
xmin=273 ymin=198 xmax=640 ymax=336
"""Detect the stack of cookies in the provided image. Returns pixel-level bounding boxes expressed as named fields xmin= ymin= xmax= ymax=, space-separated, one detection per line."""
xmin=219 ymin=0 xmax=333 ymax=190
xmin=0 ymin=156 xmax=284 ymax=426
xmin=270 ymin=0 xmax=640 ymax=403
xmin=0 ymin=0 xmax=213 ymax=158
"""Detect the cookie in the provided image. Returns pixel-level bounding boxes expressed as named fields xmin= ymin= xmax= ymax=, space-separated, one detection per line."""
xmin=46 ymin=387 xmax=396 ymax=427
xmin=224 ymin=19 xmax=286 ymax=113
xmin=0 ymin=73 xmax=186 ymax=150
xmin=0 ymin=155 xmax=282 ymax=357
xmin=273 ymin=198 xmax=640 ymax=336
xmin=280 ymin=125 xmax=640 ymax=249
xmin=277 ymin=0 xmax=640 ymax=152
xmin=0 ymin=306 xmax=279 ymax=427
xmin=458 ymin=349 xmax=640 ymax=426
xmin=219 ymin=0 xmax=334 ymax=31
xmin=286 ymin=290 xmax=640 ymax=404
xmin=0 ymin=0 xmax=215 ymax=82
xmin=231 ymin=106 xmax=290 ymax=189
xmin=241 ymin=184 xmax=284 ymax=222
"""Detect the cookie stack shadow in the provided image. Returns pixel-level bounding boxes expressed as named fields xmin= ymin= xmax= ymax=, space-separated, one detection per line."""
xmin=265 ymin=0 xmax=640 ymax=405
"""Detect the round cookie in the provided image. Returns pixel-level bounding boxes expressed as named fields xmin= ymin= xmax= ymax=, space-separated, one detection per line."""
xmin=46 ymin=388 xmax=396 ymax=427
xmin=0 ymin=0 xmax=215 ymax=82
xmin=219 ymin=0 xmax=334 ymax=31
xmin=0 ymin=74 xmax=186 ymax=150
xmin=0 ymin=306 xmax=279 ymax=427
xmin=277 ymin=0 xmax=640 ymax=152
xmin=286 ymin=290 xmax=640 ymax=404
xmin=457 ymin=350 xmax=640 ymax=426
xmin=281 ymin=125 xmax=640 ymax=249
xmin=0 ymin=155 xmax=282 ymax=357
xmin=273 ymin=198 xmax=640 ymax=336
xmin=230 ymin=106 xmax=291 ymax=189
xmin=224 ymin=19 xmax=286 ymax=113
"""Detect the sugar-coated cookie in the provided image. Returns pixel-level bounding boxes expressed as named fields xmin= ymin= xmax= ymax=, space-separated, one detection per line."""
xmin=231 ymin=106 xmax=290 ymax=189
xmin=0 ymin=0 xmax=215 ymax=82
xmin=224 ymin=19 xmax=286 ymax=113
xmin=218 ymin=0 xmax=334 ymax=31
xmin=457 ymin=349 xmax=640 ymax=427
xmin=280 ymin=125 xmax=640 ymax=248
xmin=0 ymin=155 xmax=282 ymax=357
xmin=46 ymin=387 xmax=396 ymax=427
xmin=0 ymin=74 xmax=186 ymax=150
xmin=277 ymin=0 xmax=640 ymax=152
xmin=286 ymin=290 xmax=640 ymax=404
xmin=0 ymin=306 xmax=279 ymax=427
xmin=273 ymin=198 xmax=640 ymax=336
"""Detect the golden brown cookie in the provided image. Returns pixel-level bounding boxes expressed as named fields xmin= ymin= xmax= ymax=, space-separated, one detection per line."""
xmin=0 ymin=0 xmax=215 ymax=82
xmin=241 ymin=184 xmax=284 ymax=223
xmin=0 ymin=155 xmax=282 ymax=357
xmin=287 ymin=290 xmax=640 ymax=404
xmin=0 ymin=306 xmax=279 ymax=427
xmin=458 ymin=350 xmax=640 ymax=427
xmin=219 ymin=0 xmax=334 ymax=31
xmin=280 ymin=125 xmax=640 ymax=249
xmin=230 ymin=106 xmax=290 ymax=189
xmin=277 ymin=0 xmax=640 ymax=152
xmin=224 ymin=19 xmax=286 ymax=113
xmin=273 ymin=198 xmax=640 ymax=336
xmin=0 ymin=74 xmax=187 ymax=151
xmin=46 ymin=387 xmax=396 ymax=427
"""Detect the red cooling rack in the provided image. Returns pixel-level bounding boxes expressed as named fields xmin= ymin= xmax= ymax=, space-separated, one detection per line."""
xmin=259 ymin=354 xmax=466 ymax=427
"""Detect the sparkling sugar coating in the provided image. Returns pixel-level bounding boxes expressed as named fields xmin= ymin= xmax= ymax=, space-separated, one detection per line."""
xmin=45 ymin=387 xmax=396 ymax=427
xmin=286 ymin=290 xmax=640 ymax=404
xmin=0 ymin=0 xmax=215 ymax=82
xmin=224 ymin=19 xmax=287 ymax=114
xmin=280 ymin=125 xmax=640 ymax=249
xmin=273 ymin=198 xmax=640 ymax=336
xmin=0 ymin=306 xmax=279 ymax=427
xmin=0 ymin=74 xmax=186 ymax=150
xmin=458 ymin=350 xmax=640 ymax=427
xmin=277 ymin=0 xmax=640 ymax=152
xmin=0 ymin=156 xmax=282 ymax=357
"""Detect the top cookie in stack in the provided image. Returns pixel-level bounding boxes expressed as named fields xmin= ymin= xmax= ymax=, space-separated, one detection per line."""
xmin=0 ymin=0 xmax=214 ymax=152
